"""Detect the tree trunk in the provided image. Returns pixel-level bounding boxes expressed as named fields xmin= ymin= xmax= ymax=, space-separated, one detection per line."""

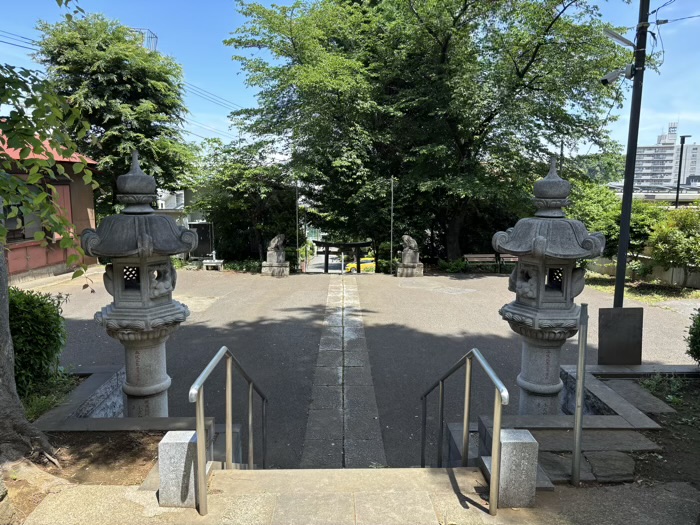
xmin=445 ymin=203 xmax=468 ymax=261
xmin=0 ymin=248 xmax=53 ymax=463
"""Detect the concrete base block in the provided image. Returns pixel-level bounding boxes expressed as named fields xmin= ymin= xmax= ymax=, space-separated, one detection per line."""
xmin=396 ymin=262 xmax=423 ymax=277
xmin=158 ymin=430 xmax=200 ymax=508
xmin=261 ymin=262 xmax=290 ymax=277
xmin=479 ymin=429 xmax=538 ymax=508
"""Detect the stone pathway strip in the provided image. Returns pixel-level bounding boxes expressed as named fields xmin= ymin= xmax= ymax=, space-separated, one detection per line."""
xmin=301 ymin=275 xmax=387 ymax=468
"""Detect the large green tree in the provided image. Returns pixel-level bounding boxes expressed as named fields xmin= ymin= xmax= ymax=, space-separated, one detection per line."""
xmin=651 ymin=207 xmax=700 ymax=288
xmin=35 ymin=14 xmax=192 ymax=216
xmin=187 ymin=139 xmax=300 ymax=260
xmin=226 ymin=0 xmax=628 ymax=259
xmin=1 ymin=2 xmax=92 ymax=463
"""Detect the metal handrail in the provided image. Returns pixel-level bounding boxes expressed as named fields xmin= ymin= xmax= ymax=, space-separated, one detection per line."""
xmin=189 ymin=346 xmax=268 ymax=516
xmin=420 ymin=348 xmax=509 ymax=516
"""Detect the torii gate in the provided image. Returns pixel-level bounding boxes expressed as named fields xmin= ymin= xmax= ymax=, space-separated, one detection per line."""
xmin=313 ymin=240 xmax=372 ymax=274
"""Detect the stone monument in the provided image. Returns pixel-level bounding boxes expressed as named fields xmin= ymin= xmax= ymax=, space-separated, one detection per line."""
xmin=82 ymin=152 xmax=198 ymax=417
xmin=492 ymin=158 xmax=604 ymax=415
xmin=396 ymin=234 xmax=424 ymax=277
xmin=261 ymin=234 xmax=290 ymax=277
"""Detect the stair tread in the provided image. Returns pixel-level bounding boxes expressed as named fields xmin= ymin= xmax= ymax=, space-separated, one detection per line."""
xmin=210 ymin=466 xmax=487 ymax=495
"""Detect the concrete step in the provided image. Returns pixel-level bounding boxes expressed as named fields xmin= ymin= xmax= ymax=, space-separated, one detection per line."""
xmin=206 ymin=467 xmax=491 ymax=525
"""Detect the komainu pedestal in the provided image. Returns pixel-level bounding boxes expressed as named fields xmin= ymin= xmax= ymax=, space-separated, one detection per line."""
xmin=261 ymin=234 xmax=290 ymax=277
xmin=396 ymin=234 xmax=423 ymax=277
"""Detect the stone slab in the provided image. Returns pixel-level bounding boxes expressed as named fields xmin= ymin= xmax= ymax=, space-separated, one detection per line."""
xmin=344 ymin=410 xmax=383 ymax=440
xmin=598 ymin=307 xmax=643 ymax=366
xmin=299 ymin=439 xmax=343 ymax=468
xmin=344 ymin=385 xmax=379 ymax=411
xmin=158 ymin=431 xmax=198 ymax=508
xmin=538 ymin=452 xmax=595 ymax=483
xmin=222 ymin=493 xmax=277 ymax=525
xmin=312 ymin=366 xmax=343 ymax=386
xmin=316 ymin=351 xmax=343 ymax=368
xmin=344 ymin=440 xmax=387 ymax=468
xmin=584 ymin=451 xmax=635 ymax=483
xmin=530 ymin=430 xmax=661 ymax=453
xmin=344 ymin=366 xmax=374 ymax=386
xmin=305 ymin=409 xmax=343 ymax=440
xmin=271 ymin=493 xmax=354 ymax=525
xmin=478 ymin=429 xmax=538 ymax=508
xmin=310 ymin=386 xmax=342 ymax=410
xmin=354 ymin=491 xmax=437 ymax=525
xmin=603 ymin=379 xmax=676 ymax=414
xmin=344 ymin=352 xmax=368 ymax=367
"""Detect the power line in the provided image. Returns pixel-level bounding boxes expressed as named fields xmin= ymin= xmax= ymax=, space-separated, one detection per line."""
xmin=0 ymin=30 xmax=37 ymax=44
xmin=0 ymin=39 xmax=37 ymax=52
xmin=185 ymin=118 xmax=238 ymax=140
xmin=185 ymin=81 xmax=244 ymax=110
xmin=182 ymin=129 xmax=209 ymax=141
xmin=658 ymin=13 xmax=700 ymax=24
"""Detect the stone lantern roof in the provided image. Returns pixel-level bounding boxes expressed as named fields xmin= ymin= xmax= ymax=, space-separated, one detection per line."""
xmin=82 ymin=152 xmax=198 ymax=258
xmin=492 ymin=158 xmax=605 ymax=260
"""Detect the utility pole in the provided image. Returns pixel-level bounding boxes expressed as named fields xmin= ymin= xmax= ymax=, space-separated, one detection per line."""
xmin=675 ymin=135 xmax=691 ymax=208
xmin=390 ymin=175 xmax=394 ymax=275
xmin=613 ymin=0 xmax=650 ymax=308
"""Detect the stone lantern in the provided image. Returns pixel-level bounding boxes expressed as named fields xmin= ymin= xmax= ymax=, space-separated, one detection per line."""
xmin=81 ymin=152 xmax=198 ymax=417
xmin=492 ymin=159 xmax=604 ymax=415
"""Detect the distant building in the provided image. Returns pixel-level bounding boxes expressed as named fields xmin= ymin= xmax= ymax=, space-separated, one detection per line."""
xmin=634 ymin=122 xmax=700 ymax=187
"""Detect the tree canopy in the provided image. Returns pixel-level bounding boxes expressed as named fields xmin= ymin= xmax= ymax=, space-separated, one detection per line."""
xmin=35 ymin=13 xmax=192 ymax=216
xmin=226 ymin=0 xmax=629 ymax=258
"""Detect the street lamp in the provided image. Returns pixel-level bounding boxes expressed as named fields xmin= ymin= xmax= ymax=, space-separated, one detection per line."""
xmin=675 ymin=135 xmax=692 ymax=208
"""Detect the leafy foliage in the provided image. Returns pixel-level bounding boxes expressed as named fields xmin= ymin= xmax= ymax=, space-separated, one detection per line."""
xmin=35 ymin=14 xmax=192 ymax=216
xmin=686 ymin=309 xmax=700 ymax=366
xmin=9 ymin=288 xmax=68 ymax=398
xmin=226 ymin=0 xmax=628 ymax=259
xmin=650 ymin=207 xmax=700 ymax=287
xmin=187 ymin=139 xmax=301 ymax=260
xmin=568 ymin=181 xmax=664 ymax=260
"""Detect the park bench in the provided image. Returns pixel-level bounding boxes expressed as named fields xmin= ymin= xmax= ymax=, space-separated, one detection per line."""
xmin=463 ymin=253 xmax=518 ymax=272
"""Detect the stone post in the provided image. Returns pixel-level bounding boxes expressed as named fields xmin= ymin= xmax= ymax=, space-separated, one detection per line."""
xmin=261 ymin=234 xmax=290 ymax=277
xmin=396 ymin=234 xmax=424 ymax=277
xmin=493 ymin=159 xmax=605 ymax=415
xmin=82 ymin=152 xmax=198 ymax=417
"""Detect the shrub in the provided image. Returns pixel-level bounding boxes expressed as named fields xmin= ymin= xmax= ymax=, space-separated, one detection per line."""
xmin=223 ymin=259 xmax=262 ymax=273
xmin=686 ymin=309 xmax=700 ymax=366
xmin=9 ymin=288 xmax=68 ymax=397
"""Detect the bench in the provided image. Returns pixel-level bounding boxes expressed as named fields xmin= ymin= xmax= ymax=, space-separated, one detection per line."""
xmin=203 ymin=259 xmax=224 ymax=271
xmin=463 ymin=253 xmax=518 ymax=273
xmin=464 ymin=253 xmax=498 ymax=264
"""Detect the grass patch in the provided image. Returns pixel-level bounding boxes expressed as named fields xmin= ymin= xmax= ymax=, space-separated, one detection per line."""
xmin=639 ymin=374 xmax=688 ymax=407
xmin=585 ymin=272 xmax=700 ymax=304
xmin=21 ymin=372 xmax=80 ymax=422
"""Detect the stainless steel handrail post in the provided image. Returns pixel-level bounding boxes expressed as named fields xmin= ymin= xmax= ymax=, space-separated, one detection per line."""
xmin=572 ymin=303 xmax=588 ymax=486
xmin=248 ymin=381 xmax=254 ymax=469
xmin=461 ymin=356 xmax=473 ymax=467
xmin=489 ymin=388 xmax=503 ymax=516
xmin=195 ymin=387 xmax=208 ymax=515
xmin=262 ymin=399 xmax=268 ymax=469
xmin=225 ymin=355 xmax=233 ymax=470
xmin=437 ymin=380 xmax=445 ymax=468
xmin=420 ymin=396 xmax=427 ymax=468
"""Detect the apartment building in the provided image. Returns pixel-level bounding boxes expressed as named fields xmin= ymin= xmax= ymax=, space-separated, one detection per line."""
xmin=634 ymin=122 xmax=700 ymax=186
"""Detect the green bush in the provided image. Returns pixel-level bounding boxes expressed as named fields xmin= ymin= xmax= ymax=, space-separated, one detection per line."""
xmin=686 ymin=309 xmax=700 ymax=366
xmin=376 ymin=259 xmax=400 ymax=274
xmin=223 ymin=259 xmax=262 ymax=273
xmin=9 ymin=288 xmax=68 ymax=398
xmin=438 ymin=259 xmax=469 ymax=273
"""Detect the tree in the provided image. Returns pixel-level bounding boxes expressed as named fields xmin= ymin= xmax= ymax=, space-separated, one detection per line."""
xmin=187 ymin=139 xmax=300 ymax=260
xmin=226 ymin=0 xmax=628 ymax=259
xmin=568 ymin=152 xmax=626 ymax=183
xmin=1 ymin=9 xmax=92 ymax=459
xmin=650 ymin=207 xmax=700 ymax=288
xmin=35 ymin=14 xmax=192 ymax=217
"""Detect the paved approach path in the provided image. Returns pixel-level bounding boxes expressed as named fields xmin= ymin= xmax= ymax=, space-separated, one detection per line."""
xmin=19 ymin=269 xmax=695 ymax=468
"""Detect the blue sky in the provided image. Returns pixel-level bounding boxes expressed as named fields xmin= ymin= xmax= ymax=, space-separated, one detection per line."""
xmin=1 ymin=0 xmax=699 ymax=151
